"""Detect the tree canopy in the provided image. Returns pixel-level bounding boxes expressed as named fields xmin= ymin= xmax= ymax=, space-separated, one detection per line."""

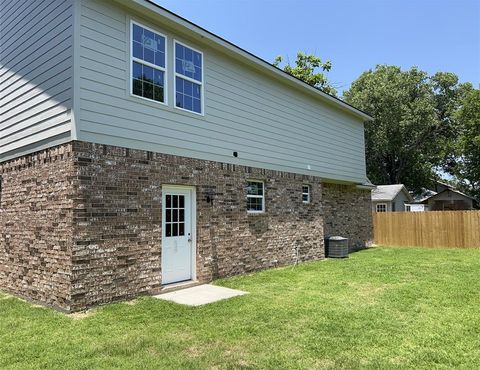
xmin=343 ymin=65 xmax=473 ymax=193
xmin=273 ymin=52 xmax=337 ymax=96
xmin=449 ymin=89 xmax=480 ymax=200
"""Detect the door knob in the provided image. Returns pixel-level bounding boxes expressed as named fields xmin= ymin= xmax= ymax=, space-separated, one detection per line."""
xmin=188 ymin=233 xmax=192 ymax=243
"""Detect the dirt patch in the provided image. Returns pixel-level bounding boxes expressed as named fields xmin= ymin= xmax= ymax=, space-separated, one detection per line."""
xmin=185 ymin=346 xmax=203 ymax=358
xmin=68 ymin=310 xmax=96 ymax=320
xmin=348 ymin=282 xmax=392 ymax=305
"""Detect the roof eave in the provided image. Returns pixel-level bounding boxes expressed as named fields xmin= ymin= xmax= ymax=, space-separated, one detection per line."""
xmin=122 ymin=0 xmax=373 ymax=122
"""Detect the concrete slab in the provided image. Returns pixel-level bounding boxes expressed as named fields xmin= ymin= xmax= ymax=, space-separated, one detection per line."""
xmin=154 ymin=284 xmax=247 ymax=306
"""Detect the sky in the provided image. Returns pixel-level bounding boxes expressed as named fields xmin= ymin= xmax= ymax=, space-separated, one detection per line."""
xmin=154 ymin=0 xmax=480 ymax=95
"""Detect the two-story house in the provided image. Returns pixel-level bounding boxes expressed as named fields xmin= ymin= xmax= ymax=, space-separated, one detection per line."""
xmin=0 ymin=0 xmax=373 ymax=312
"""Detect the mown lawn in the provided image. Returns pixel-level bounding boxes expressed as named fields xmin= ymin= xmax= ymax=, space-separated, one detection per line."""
xmin=1 ymin=247 xmax=480 ymax=369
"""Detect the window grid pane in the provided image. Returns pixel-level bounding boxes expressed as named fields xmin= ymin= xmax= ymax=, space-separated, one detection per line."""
xmin=164 ymin=194 xmax=186 ymax=237
xmin=132 ymin=61 xmax=164 ymax=102
xmin=175 ymin=43 xmax=202 ymax=82
xmin=176 ymin=77 xmax=202 ymax=113
xmin=133 ymin=24 xmax=165 ymax=68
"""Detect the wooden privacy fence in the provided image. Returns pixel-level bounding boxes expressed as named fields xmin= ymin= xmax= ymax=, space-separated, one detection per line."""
xmin=373 ymin=211 xmax=480 ymax=248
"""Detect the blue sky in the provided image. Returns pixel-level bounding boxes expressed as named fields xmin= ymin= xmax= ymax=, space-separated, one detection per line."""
xmin=155 ymin=0 xmax=480 ymax=95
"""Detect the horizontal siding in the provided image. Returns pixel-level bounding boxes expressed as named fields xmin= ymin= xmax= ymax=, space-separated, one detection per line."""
xmin=0 ymin=0 xmax=73 ymax=160
xmin=77 ymin=0 xmax=367 ymax=183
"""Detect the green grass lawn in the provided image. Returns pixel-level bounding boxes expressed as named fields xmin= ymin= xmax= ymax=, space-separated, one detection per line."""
xmin=2 ymin=247 xmax=480 ymax=369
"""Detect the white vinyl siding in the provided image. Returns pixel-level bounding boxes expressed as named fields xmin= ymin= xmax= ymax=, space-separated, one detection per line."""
xmin=75 ymin=0 xmax=368 ymax=183
xmin=0 ymin=0 xmax=74 ymax=161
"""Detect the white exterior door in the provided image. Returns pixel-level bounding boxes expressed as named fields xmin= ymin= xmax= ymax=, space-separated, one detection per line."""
xmin=161 ymin=186 xmax=195 ymax=285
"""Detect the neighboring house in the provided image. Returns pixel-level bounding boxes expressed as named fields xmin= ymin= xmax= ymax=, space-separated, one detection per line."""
xmin=372 ymin=184 xmax=413 ymax=212
xmin=0 ymin=0 xmax=374 ymax=312
xmin=405 ymin=189 xmax=437 ymax=212
xmin=421 ymin=188 xmax=475 ymax=211
xmin=405 ymin=203 xmax=429 ymax=212
xmin=406 ymin=182 xmax=475 ymax=211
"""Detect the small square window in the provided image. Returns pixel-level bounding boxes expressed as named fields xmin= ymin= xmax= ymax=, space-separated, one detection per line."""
xmin=302 ymin=185 xmax=310 ymax=203
xmin=376 ymin=203 xmax=387 ymax=212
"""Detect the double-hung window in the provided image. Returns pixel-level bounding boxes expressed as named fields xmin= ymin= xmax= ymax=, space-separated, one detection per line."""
xmin=174 ymin=41 xmax=203 ymax=114
xmin=131 ymin=22 xmax=166 ymax=103
xmin=246 ymin=181 xmax=265 ymax=213
xmin=302 ymin=185 xmax=311 ymax=203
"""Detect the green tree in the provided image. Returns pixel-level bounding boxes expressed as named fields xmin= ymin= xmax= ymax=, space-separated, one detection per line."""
xmin=450 ymin=89 xmax=480 ymax=200
xmin=273 ymin=52 xmax=336 ymax=96
xmin=430 ymin=72 xmax=473 ymax=173
xmin=343 ymin=65 xmax=469 ymax=192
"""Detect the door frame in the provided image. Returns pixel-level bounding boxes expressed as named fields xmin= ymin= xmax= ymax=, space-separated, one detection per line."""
xmin=161 ymin=184 xmax=197 ymax=284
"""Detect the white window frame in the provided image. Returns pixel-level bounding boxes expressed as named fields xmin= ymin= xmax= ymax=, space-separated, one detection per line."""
xmin=173 ymin=39 xmax=204 ymax=116
xmin=130 ymin=20 xmax=168 ymax=106
xmin=246 ymin=180 xmax=265 ymax=214
xmin=302 ymin=185 xmax=311 ymax=203
xmin=376 ymin=203 xmax=387 ymax=212
xmin=405 ymin=204 xmax=411 ymax=212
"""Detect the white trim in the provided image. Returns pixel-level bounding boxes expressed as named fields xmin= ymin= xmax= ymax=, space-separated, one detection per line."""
xmin=302 ymin=184 xmax=311 ymax=203
xmin=129 ymin=19 xmax=168 ymax=106
xmin=70 ymin=0 xmax=81 ymax=141
xmin=376 ymin=203 xmax=387 ymax=212
xmin=405 ymin=204 xmax=411 ymax=212
xmin=246 ymin=180 xmax=265 ymax=213
xmin=161 ymin=185 xmax=197 ymax=284
xmin=173 ymin=39 xmax=205 ymax=116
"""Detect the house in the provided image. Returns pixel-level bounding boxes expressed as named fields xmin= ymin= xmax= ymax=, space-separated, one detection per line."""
xmin=421 ymin=188 xmax=475 ymax=211
xmin=404 ymin=189 xmax=437 ymax=212
xmin=0 ymin=0 xmax=374 ymax=312
xmin=372 ymin=184 xmax=413 ymax=212
xmin=405 ymin=181 xmax=475 ymax=211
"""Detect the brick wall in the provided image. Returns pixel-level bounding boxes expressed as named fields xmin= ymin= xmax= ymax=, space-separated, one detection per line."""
xmin=322 ymin=183 xmax=373 ymax=251
xmin=0 ymin=144 xmax=76 ymax=311
xmin=70 ymin=141 xmax=325 ymax=310
xmin=0 ymin=141 xmax=373 ymax=312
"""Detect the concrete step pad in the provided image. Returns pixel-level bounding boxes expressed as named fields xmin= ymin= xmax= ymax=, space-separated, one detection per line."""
xmin=154 ymin=284 xmax=247 ymax=306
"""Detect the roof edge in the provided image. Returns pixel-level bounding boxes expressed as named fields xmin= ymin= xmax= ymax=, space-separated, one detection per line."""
xmin=125 ymin=0 xmax=374 ymax=122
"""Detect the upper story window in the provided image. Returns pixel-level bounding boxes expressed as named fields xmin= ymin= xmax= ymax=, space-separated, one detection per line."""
xmin=175 ymin=41 xmax=203 ymax=115
xmin=302 ymin=185 xmax=311 ymax=203
xmin=131 ymin=22 xmax=166 ymax=103
xmin=246 ymin=180 xmax=264 ymax=213
xmin=376 ymin=203 xmax=387 ymax=212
